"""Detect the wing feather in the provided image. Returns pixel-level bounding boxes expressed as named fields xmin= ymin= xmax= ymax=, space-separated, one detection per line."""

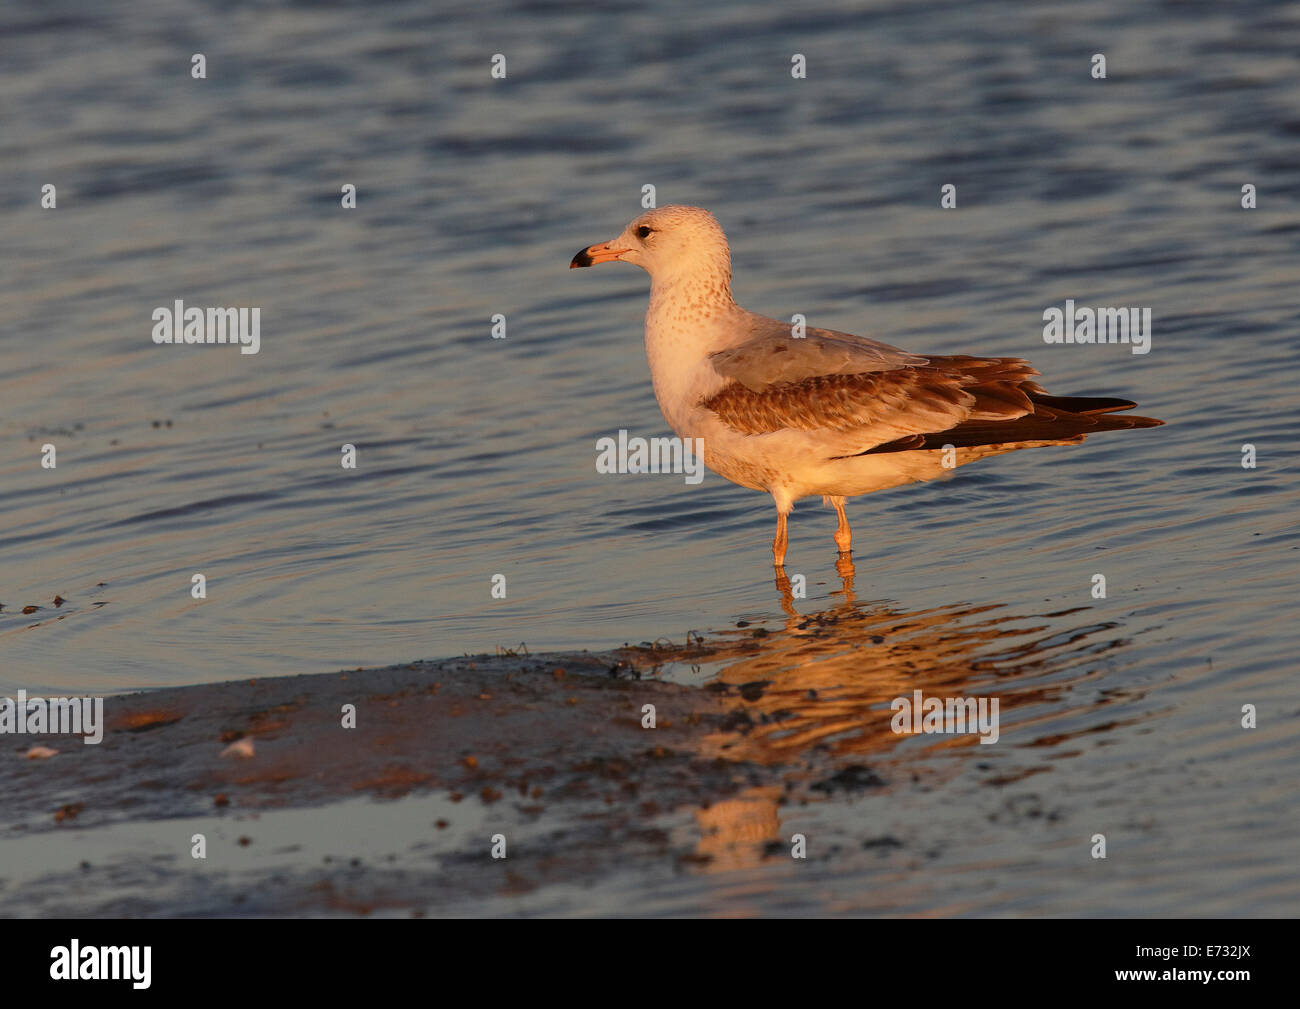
xmin=702 ymin=335 xmax=1162 ymax=451
xmin=708 ymin=325 xmax=928 ymax=390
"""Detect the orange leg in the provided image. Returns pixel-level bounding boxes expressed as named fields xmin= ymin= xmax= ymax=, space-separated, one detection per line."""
xmin=773 ymin=510 xmax=788 ymax=568
xmin=830 ymin=495 xmax=852 ymax=554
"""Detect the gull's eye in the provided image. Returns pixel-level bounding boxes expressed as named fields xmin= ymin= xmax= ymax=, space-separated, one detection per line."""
xmin=636 ymin=225 xmax=653 ymax=239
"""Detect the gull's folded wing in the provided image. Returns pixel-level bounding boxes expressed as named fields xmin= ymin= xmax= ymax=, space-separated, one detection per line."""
xmin=704 ymin=336 xmax=1161 ymax=451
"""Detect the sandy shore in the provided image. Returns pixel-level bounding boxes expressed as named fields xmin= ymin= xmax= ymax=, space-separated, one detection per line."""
xmin=2 ymin=643 xmax=839 ymax=915
xmin=4 ymin=592 xmax=1291 ymax=917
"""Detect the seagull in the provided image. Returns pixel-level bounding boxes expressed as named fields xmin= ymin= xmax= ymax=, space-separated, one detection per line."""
xmin=571 ymin=205 xmax=1162 ymax=568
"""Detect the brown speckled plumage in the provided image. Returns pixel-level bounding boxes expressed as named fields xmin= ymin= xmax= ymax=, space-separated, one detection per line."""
xmin=702 ymin=353 xmax=1160 ymax=451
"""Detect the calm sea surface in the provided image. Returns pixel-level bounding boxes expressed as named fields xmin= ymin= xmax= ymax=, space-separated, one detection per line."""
xmin=1 ymin=0 xmax=1296 ymax=915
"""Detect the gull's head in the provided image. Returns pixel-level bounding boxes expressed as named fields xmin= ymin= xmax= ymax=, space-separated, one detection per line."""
xmin=570 ymin=205 xmax=731 ymax=288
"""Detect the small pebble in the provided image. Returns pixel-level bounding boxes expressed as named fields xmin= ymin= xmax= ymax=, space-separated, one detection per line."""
xmin=220 ymin=738 xmax=255 ymax=759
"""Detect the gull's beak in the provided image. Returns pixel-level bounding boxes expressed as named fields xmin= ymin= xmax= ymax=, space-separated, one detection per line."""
xmin=570 ymin=239 xmax=630 ymax=268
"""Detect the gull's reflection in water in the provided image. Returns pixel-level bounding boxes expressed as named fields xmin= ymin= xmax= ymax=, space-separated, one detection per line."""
xmin=656 ymin=560 xmax=1147 ymax=874
xmin=776 ymin=554 xmax=860 ymax=615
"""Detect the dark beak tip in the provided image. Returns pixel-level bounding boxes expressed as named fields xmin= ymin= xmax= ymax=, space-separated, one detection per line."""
xmin=569 ymin=249 xmax=593 ymax=269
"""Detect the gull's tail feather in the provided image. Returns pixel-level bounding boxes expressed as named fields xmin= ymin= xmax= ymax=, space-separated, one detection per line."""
xmin=859 ymin=396 xmax=1163 ymax=455
xmin=1023 ymin=388 xmax=1144 ymax=415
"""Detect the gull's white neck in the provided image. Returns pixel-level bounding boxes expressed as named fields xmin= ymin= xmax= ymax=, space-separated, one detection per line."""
xmin=644 ymin=254 xmax=740 ymax=348
xmin=642 ymin=258 xmax=742 ymax=435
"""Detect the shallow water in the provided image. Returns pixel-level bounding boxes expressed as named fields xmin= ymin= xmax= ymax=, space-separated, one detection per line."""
xmin=1 ymin=0 xmax=1297 ymax=916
